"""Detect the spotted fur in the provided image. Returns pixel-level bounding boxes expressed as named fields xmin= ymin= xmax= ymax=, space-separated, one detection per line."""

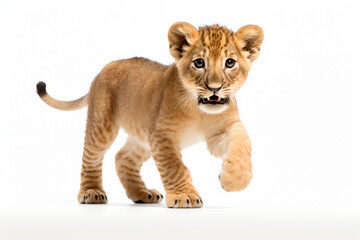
xmin=36 ymin=22 xmax=264 ymax=208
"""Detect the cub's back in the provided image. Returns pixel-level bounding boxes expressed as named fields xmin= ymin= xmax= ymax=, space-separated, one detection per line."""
xmin=100 ymin=57 xmax=167 ymax=87
xmin=92 ymin=57 xmax=170 ymax=142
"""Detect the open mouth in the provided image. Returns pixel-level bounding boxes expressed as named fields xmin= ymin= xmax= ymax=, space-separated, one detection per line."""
xmin=198 ymin=95 xmax=229 ymax=105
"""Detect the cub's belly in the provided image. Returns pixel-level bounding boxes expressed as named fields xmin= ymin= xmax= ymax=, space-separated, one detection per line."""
xmin=123 ymin=124 xmax=204 ymax=151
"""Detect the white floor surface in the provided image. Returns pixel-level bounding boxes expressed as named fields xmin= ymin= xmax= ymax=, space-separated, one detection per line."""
xmin=1 ymin=200 xmax=359 ymax=240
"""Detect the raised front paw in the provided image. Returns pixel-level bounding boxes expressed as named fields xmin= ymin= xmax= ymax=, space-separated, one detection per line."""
xmin=78 ymin=188 xmax=108 ymax=204
xmin=166 ymin=192 xmax=203 ymax=208
xmin=219 ymin=168 xmax=253 ymax=192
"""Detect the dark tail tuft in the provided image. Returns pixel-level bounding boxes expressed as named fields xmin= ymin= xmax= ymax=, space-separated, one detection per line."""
xmin=36 ymin=81 xmax=47 ymax=97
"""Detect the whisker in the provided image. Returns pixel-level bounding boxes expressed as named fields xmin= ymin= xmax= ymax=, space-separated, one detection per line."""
xmin=229 ymin=95 xmax=236 ymax=107
xmin=176 ymin=92 xmax=193 ymax=110
xmin=176 ymin=89 xmax=198 ymax=110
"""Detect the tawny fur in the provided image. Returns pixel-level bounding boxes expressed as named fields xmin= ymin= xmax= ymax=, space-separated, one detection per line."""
xmin=37 ymin=22 xmax=264 ymax=208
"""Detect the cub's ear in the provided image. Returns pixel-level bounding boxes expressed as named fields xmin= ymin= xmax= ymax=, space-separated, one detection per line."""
xmin=168 ymin=22 xmax=199 ymax=61
xmin=235 ymin=25 xmax=264 ymax=62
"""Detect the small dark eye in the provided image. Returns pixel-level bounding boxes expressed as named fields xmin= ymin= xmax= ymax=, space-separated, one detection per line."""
xmin=225 ymin=58 xmax=236 ymax=68
xmin=193 ymin=58 xmax=205 ymax=69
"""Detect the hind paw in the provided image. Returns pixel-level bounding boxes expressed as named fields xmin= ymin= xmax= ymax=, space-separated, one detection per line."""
xmin=130 ymin=189 xmax=164 ymax=204
xmin=78 ymin=189 xmax=108 ymax=204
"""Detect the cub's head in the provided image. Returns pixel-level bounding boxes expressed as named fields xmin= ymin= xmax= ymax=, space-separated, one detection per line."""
xmin=168 ymin=22 xmax=264 ymax=114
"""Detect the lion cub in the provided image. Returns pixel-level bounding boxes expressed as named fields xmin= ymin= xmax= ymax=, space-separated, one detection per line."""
xmin=36 ymin=22 xmax=264 ymax=208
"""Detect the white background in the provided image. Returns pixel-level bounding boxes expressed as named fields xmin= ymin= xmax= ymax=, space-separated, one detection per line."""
xmin=1 ymin=0 xmax=359 ymax=239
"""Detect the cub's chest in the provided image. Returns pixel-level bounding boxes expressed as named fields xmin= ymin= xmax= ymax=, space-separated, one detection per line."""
xmin=179 ymin=124 xmax=204 ymax=149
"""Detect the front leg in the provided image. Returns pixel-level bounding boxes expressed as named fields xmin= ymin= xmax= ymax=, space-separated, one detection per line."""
xmin=206 ymin=120 xmax=252 ymax=191
xmin=151 ymin=132 xmax=203 ymax=208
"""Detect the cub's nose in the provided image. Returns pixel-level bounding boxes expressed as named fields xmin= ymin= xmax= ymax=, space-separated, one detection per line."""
xmin=206 ymin=83 xmax=222 ymax=93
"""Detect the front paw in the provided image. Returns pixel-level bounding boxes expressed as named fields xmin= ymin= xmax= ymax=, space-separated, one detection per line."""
xmin=219 ymin=168 xmax=252 ymax=192
xmin=166 ymin=192 xmax=203 ymax=208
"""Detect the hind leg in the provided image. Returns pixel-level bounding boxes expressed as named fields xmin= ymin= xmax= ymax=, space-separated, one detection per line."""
xmin=77 ymin=120 xmax=119 ymax=204
xmin=115 ymin=137 xmax=163 ymax=203
xmin=77 ymin=89 xmax=120 ymax=204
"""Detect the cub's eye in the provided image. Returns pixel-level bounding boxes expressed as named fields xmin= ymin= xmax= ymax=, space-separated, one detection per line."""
xmin=193 ymin=58 xmax=205 ymax=69
xmin=225 ymin=58 xmax=236 ymax=68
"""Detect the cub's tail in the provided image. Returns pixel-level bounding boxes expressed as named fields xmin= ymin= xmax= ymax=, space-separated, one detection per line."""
xmin=36 ymin=81 xmax=88 ymax=111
